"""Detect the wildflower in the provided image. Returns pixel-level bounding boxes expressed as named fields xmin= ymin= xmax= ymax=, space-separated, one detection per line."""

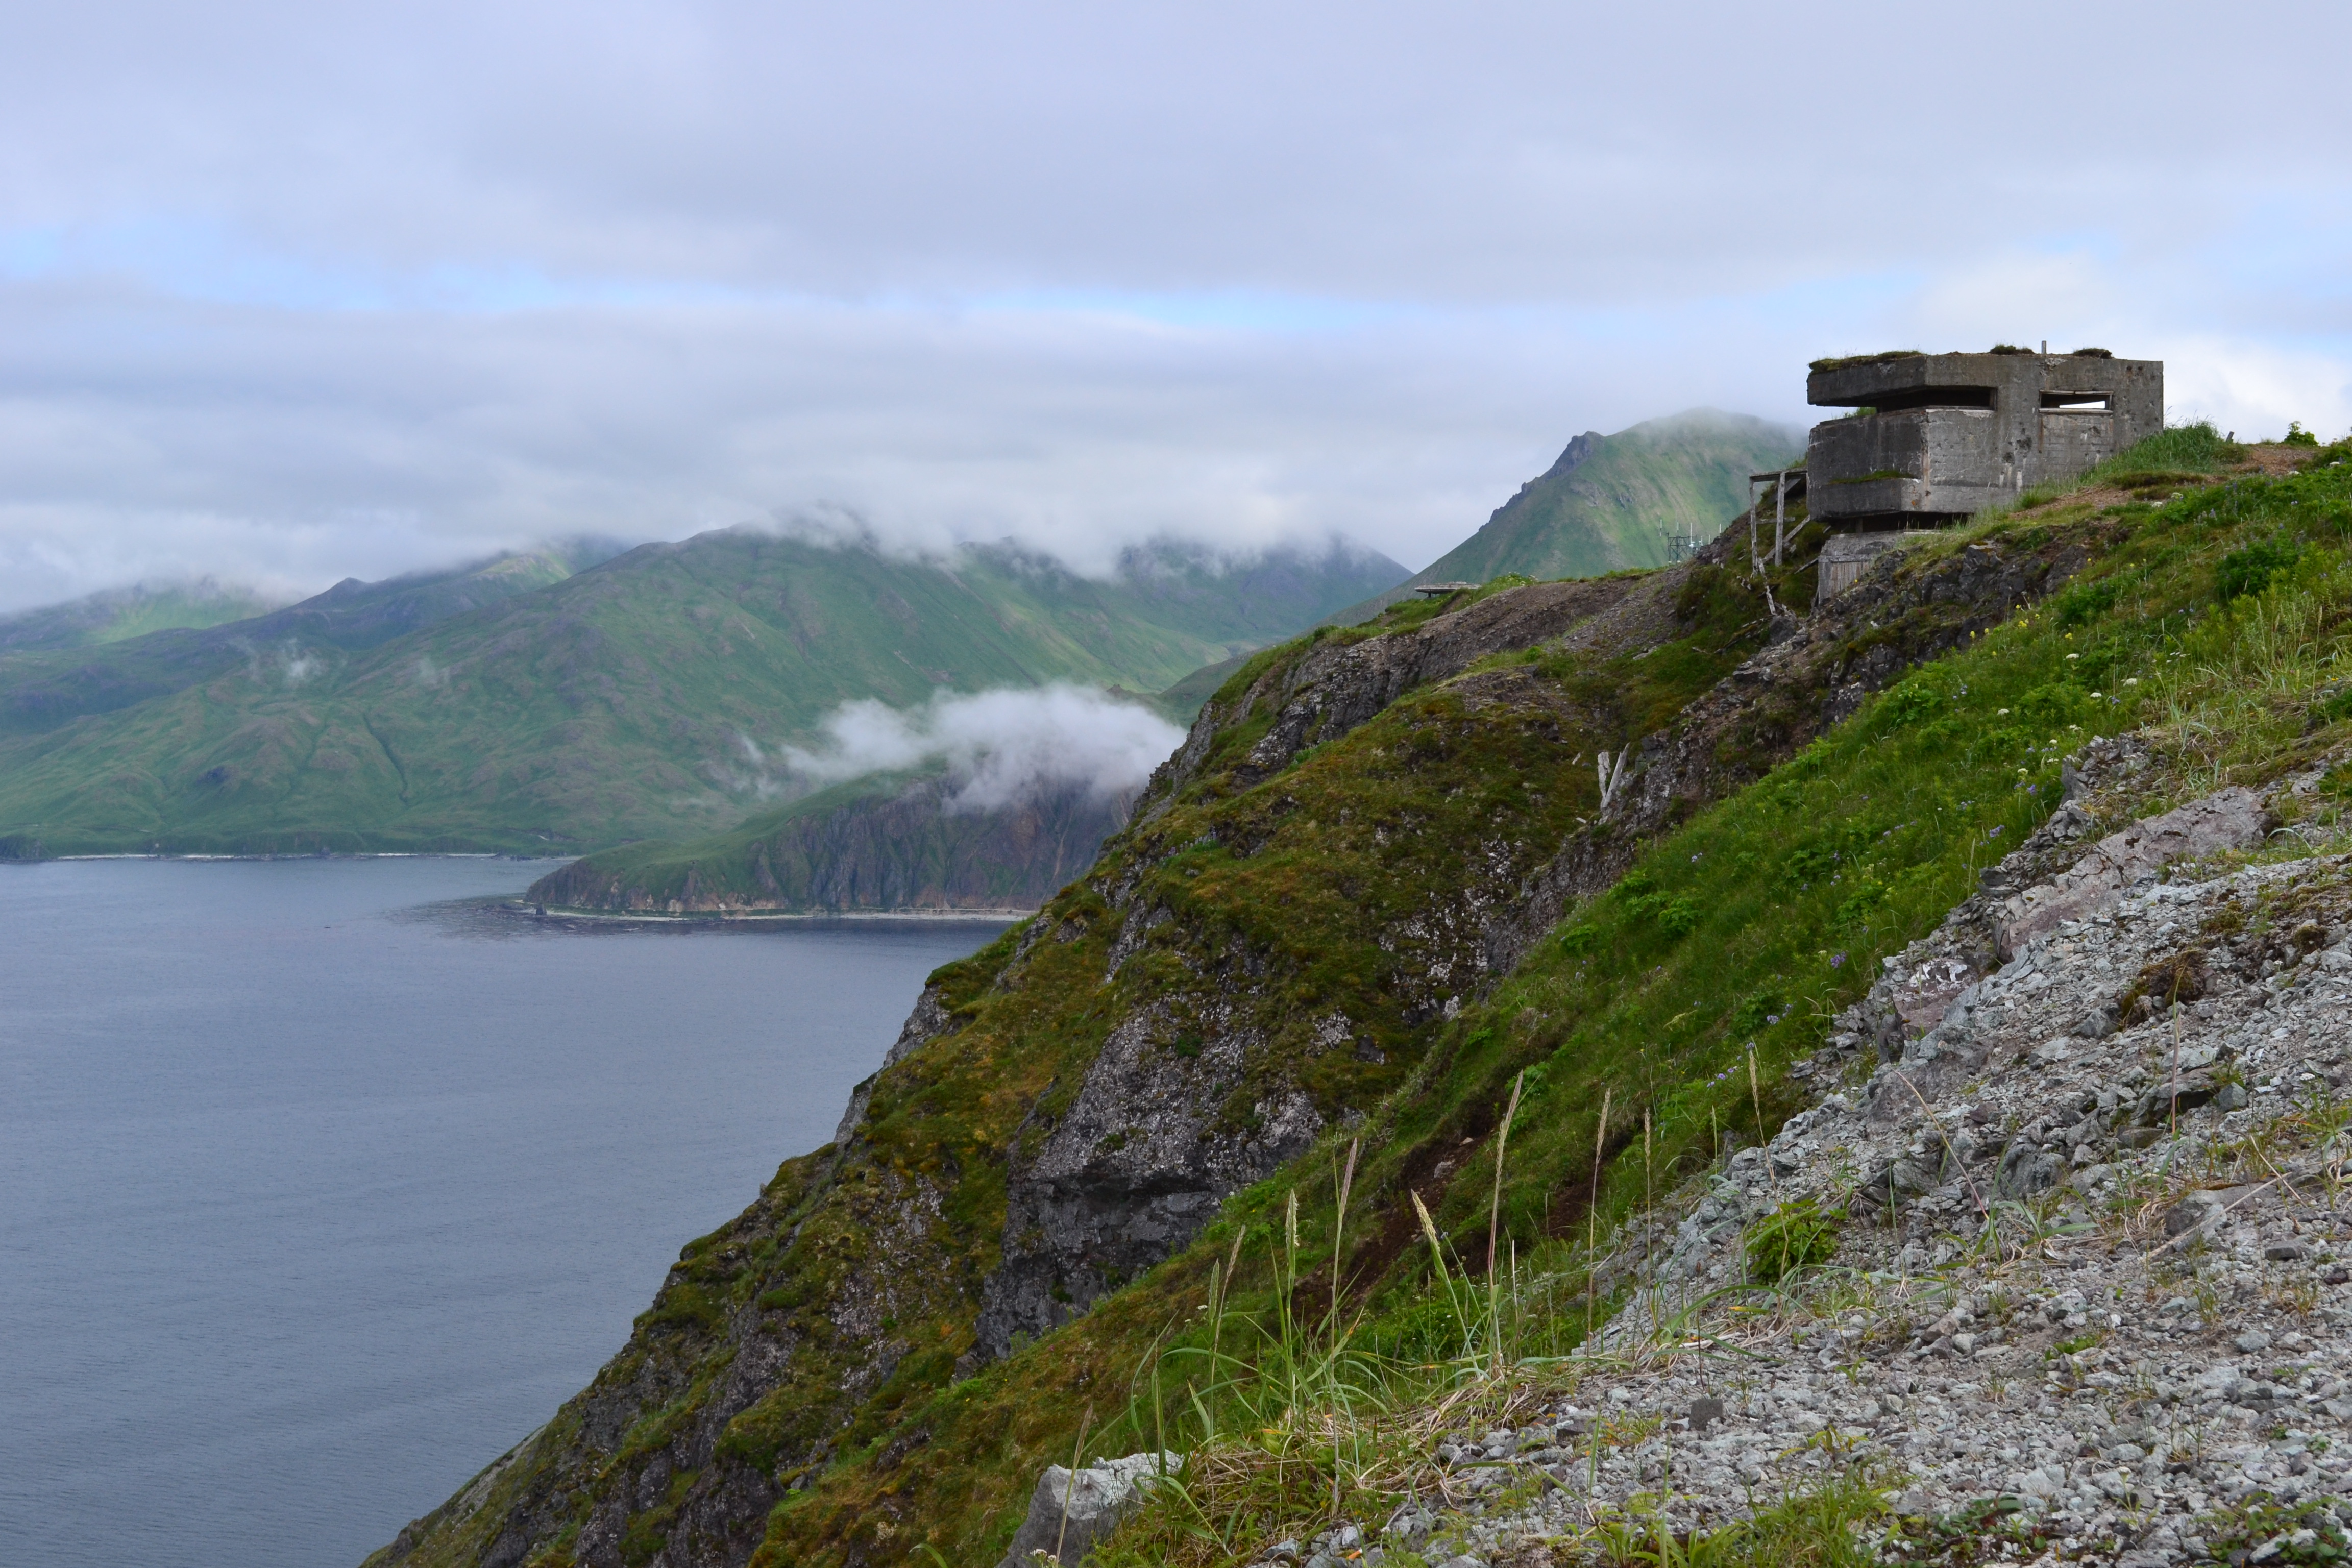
xmin=1830 ymin=952 xmax=1847 ymax=968
xmin=1996 ymin=707 xmax=2011 ymax=716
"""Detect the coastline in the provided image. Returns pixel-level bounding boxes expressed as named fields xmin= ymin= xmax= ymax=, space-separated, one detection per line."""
xmin=505 ymin=900 xmax=1034 ymax=926
xmin=41 ymin=850 xmax=561 ymax=862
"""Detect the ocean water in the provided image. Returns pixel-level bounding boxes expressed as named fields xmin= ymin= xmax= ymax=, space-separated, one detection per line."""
xmin=0 ymin=857 xmax=1009 ymax=1568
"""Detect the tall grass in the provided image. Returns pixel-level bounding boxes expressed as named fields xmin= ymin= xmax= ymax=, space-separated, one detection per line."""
xmin=1087 ymin=1066 xmax=1610 ymax=1565
xmin=2006 ymin=419 xmax=2245 ymax=510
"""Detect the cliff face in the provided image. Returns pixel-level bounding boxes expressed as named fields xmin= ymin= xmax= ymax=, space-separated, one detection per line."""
xmin=526 ymin=774 xmax=1129 ymax=915
xmin=366 ymin=503 xmax=2097 ymax=1568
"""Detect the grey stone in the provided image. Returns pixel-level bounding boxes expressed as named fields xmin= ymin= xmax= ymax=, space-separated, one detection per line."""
xmin=994 ymin=1451 xmax=1181 ymax=1568
xmin=1994 ymin=788 xmax=2273 ymax=959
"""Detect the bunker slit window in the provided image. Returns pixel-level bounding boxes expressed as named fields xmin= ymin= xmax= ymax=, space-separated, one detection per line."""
xmin=2040 ymin=393 xmax=2113 ymax=411
xmin=1857 ymin=386 xmax=1996 ymax=413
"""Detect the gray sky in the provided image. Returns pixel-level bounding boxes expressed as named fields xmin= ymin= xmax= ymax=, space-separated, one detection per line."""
xmin=4 ymin=1 xmax=2349 ymax=609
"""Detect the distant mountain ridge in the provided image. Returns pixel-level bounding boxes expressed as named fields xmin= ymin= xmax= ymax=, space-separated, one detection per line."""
xmin=1341 ymin=408 xmax=1801 ymax=620
xmin=0 ymin=542 xmax=631 ymax=737
xmin=0 ymin=578 xmax=289 ymax=653
xmin=0 ymin=530 xmax=1405 ymax=857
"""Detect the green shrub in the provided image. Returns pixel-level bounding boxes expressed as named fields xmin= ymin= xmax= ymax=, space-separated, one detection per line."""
xmin=2054 ymin=576 xmax=2123 ymax=626
xmin=1624 ymin=887 xmax=1699 ymax=937
xmin=1730 ymin=989 xmax=1784 ymax=1036
xmin=2219 ymin=537 xmax=2304 ymax=601
xmin=1746 ymin=1198 xmax=1844 ymax=1284
xmin=1874 ymin=679 xmax=1940 ymax=727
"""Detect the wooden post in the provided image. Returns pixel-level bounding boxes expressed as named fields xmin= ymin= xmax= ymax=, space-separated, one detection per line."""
xmin=1748 ymin=478 xmax=1761 ymax=571
xmin=1773 ymin=471 xmax=1788 ymax=566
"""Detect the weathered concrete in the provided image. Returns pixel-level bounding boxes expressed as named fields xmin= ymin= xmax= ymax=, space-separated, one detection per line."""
xmin=1807 ymin=350 xmax=2162 ymax=527
xmin=1815 ymin=529 xmax=1931 ymax=598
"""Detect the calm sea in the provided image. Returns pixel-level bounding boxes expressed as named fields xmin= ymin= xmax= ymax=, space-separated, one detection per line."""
xmin=0 ymin=857 xmax=1008 ymax=1568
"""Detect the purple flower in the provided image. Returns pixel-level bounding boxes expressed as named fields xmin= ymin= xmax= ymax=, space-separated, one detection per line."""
xmin=1829 ymin=952 xmax=1847 ymax=968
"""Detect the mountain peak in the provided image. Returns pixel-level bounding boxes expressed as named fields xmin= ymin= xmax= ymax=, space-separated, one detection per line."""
xmin=1543 ymin=430 xmax=1605 ymax=479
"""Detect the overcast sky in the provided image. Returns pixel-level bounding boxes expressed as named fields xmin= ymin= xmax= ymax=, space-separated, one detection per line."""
xmin=4 ymin=1 xmax=2349 ymax=610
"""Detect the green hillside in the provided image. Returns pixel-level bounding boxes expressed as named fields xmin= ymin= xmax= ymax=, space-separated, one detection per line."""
xmin=0 ymin=531 xmax=1402 ymax=857
xmin=364 ymin=425 xmax=2344 ymax=1568
xmin=0 ymin=578 xmax=290 ymax=652
xmin=1341 ymin=408 xmax=1801 ymax=620
xmin=0 ymin=543 xmax=623 ymax=735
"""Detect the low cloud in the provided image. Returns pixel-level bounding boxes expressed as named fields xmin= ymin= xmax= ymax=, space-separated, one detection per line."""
xmin=783 ymin=685 xmax=1186 ymax=812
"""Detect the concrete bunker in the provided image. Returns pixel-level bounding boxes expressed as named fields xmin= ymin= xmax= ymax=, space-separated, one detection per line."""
xmin=1801 ymin=347 xmax=2162 ymax=596
xmin=1808 ymin=349 xmax=2162 ymax=525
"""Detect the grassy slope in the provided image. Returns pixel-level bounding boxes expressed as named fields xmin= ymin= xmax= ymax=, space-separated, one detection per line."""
xmin=961 ymin=431 xmax=2352 ymax=1564
xmin=0 ymin=548 xmax=608 ymax=737
xmin=0 ymin=535 xmax=1401 ymax=857
xmin=366 ymin=427 xmax=2346 ymax=1568
xmin=776 ymin=432 xmax=2343 ymax=1564
xmin=1341 ymin=410 xmax=1802 ymax=623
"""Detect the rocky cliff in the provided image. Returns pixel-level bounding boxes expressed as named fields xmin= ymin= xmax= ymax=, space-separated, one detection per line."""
xmin=366 ymin=464 xmax=2126 ymax=1567
xmin=525 ymin=772 xmax=1128 ymax=916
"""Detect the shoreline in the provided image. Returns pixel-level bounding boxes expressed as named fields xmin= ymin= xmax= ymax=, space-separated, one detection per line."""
xmin=7 ymin=851 xmax=576 ymax=865
xmin=39 ymin=850 xmax=561 ymax=862
xmin=506 ymin=901 xmax=1034 ymax=925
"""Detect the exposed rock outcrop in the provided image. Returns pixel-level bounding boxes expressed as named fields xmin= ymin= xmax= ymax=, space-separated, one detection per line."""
xmin=1994 ymin=787 xmax=2273 ymax=958
xmin=528 ymin=775 xmax=1125 ymax=915
xmin=992 ymin=1452 xmax=1179 ymax=1567
xmin=1144 ymin=577 xmax=1640 ymax=817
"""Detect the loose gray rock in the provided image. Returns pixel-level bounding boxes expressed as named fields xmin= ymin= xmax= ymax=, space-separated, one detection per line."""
xmin=995 ymin=1451 xmax=1181 ymax=1567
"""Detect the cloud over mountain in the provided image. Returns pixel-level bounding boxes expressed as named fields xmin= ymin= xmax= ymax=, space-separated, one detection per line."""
xmin=781 ymin=685 xmax=1186 ymax=812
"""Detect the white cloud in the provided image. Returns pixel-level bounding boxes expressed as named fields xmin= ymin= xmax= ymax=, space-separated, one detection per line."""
xmin=3 ymin=2 xmax=2352 ymax=611
xmin=781 ymin=685 xmax=1186 ymax=812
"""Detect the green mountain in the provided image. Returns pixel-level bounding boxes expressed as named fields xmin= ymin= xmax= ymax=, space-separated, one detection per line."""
xmin=1341 ymin=408 xmax=1801 ymax=620
xmin=366 ymin=423 xmax=2324 ymax=1568
xmin=0 ymin=542 xmax=626 ymax=736
xmin=0 ymin=578 xmax=290 ymax=652
xmin=0 ymin=531 xmax=1403 ymax=857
